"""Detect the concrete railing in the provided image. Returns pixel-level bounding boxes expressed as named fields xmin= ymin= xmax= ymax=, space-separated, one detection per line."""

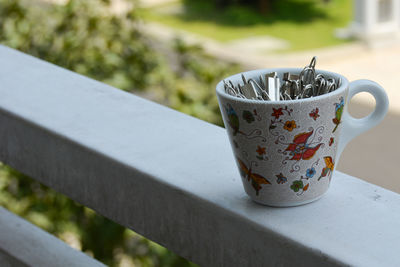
xmin=0 ymin=207 xmax=105 ymax=267
xmin=1 ymin=45 xmax=400 ymax=267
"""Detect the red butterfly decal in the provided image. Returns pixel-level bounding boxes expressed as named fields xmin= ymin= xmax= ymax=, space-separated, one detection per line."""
xmin=309 ymin=108 xmax=320 ymax=121
xmin=285 ymin=130 xmax=322 ymax=161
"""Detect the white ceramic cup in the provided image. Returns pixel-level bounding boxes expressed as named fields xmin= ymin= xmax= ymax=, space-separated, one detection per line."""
xmin=216 ymin=68 xmax=389 ymax=207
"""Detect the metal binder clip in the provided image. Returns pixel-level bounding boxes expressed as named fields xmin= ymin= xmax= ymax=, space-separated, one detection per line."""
xmin=300 ymin=56 xmax=318 ymax=95
xmin=239 ymin=74 xmax=259 ymax=99
xmin=314 ymin=74 xmax=326 ymax=95
xmin=265 ymin=72 xmax=280 ymax=101
xmin=223 ymin=56 xmax=339 ymax=101
xmin=248 ymin=78 xmax=269 ymax=100
xmin=241 ymin=82 xmax=258 ymax=99
xmin=282 ymin=72 xmax=299 ymax=100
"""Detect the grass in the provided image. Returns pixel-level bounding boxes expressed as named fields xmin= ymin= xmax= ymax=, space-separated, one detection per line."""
xmin=140 ymin=0 xmax=353 ymax=52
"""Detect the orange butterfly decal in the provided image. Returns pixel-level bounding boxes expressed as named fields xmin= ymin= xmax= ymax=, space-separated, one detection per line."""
xmin=237 ymin=157 xmax=271 ymax=195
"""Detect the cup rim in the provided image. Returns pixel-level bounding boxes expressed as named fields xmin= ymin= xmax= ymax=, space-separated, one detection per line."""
xmin=216 ymin=68 xmax=349 ymax=104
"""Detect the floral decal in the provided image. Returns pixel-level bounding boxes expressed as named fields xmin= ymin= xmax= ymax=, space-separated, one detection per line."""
xmin=237 ymin=157 xmax=271 ymax=195
xmin=332 ymin=97 xmax=344 ymax=133
xmin=256 ymin=146 xmax=266 ymax=155
xmin=269 ymin=106 xmax=294 ymax=131
xmin=290 ymin=180 xmax=304 ymax=192
xmin=272 ymin=107 xmax=284 ymax=119
xmin=309 ymin=108 xmax=320 ymax=121
xmin=223 ymin=98 xmax=343 ymax=200
xmin=306 ymin=167 xmax=316 ymax=178
xmin=283 ymin=120 xmax=297 ymax=132
xmin=255 ymin=145 xmax=268 ymax=161
xmin=276 ymin=173 xmax=288 ymax=184
xmin=318 ymin=156 xmax=335 ymax=181
xmin=242 ymin=110 xmax=255 ymax=123
xmin=289 ymin=159 xmax=319 ymax=195
xmin=303 ymin=183 xmax=310 ymax=192
xmin=329 ymin=137 xmax=334 ymax=146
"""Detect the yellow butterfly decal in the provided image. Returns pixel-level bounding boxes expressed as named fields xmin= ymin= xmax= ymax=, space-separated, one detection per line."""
xmin=237 ymin=157 xmax=271 ymax=195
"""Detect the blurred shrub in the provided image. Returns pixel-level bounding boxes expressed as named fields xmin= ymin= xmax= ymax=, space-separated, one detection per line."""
xmin=0 ymin=0 xmax=239 ymax=266
xmin=0 ymin=0 xmax=157 ymax=90
xmin=166 ymin=38 xmax=239 ymax=125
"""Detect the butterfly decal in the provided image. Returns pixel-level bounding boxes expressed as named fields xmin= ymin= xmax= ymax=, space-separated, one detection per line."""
xmin=318 ymin=156 xmax=335 ymax=181
xmin=275 ymin=173 xmax=288 ymax=184
xmin=285 ymin=130 xmax=322 ymax=161
xmin=309 ymin=108 xmax=320 ymax=121
xmin=237 ymin=157 xmax=271 ymax=195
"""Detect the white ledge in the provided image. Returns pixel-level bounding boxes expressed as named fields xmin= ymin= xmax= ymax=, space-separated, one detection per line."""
xmin=0 ymin=45 xmax=399 ymax=267
xmin=0 ymin=207 xmax=104 ymax=267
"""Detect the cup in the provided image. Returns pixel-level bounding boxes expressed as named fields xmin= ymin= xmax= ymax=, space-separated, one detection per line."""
xmin=216 ymin=68 xmax=389 ymax=207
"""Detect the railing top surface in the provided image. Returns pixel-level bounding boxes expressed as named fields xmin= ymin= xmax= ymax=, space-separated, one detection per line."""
xmin=0 ymin=45 xmax=399 ymax=267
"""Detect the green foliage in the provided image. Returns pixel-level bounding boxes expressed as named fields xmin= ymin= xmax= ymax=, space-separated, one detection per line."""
xmin=0 ymin=165 xmax=198 ymax=266
xmin=166 ymin=38 xmax=240 ymax=125
xmin=181 ymin=0 xmax=329 ymax=24
xmin=142 ymin=0 xmax=352 ymax=51
xmin=0 ymin=0 xmax=237 ymax=125
xmin=182 ymin=0 xmax=337 ymax=26
xmin=0 ymin=0 xmax=157 ymax=90
xmin=190 ymin=0 xmax=325 ymax=15
xmin=0 ymin=0 xmax=238 ymax=266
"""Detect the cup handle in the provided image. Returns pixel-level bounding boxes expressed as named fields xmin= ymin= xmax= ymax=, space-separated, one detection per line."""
xmin=337 ymin=79 xmax=389 ymax=160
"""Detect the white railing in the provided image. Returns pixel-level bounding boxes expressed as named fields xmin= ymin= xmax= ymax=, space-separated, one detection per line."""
xmin=0 ymin=45 xmax=399 ymax=267
xmin=0 ymin=207 xmax=105 ymax=267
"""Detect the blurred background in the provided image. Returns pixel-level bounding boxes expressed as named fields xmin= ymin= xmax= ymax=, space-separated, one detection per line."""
xmin=0 ymin=0 xmax=399 ymax=266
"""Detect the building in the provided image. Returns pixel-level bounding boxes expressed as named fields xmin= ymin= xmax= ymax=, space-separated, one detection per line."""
xmin=339 ymin=0 xmax=400 ymax=42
